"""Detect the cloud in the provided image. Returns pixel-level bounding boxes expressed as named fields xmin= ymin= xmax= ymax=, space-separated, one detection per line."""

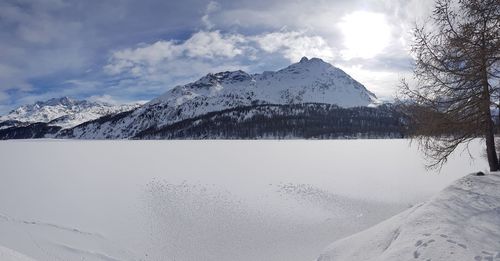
xmin=202 ymin=1 xmax=221 ymax=30
xmin=104 ymin=41 xmax=179 ymax=75
xmin=0 ymin=0 xmax=89 ymax=99
xmin=0 ymin=0 xmax=212 ymax=111
xmin=253 ymin=31 xmax=335 ymax=62
xmin=173 ymin=0 xmax=426 ymax=99
xmin=0 ymin=64 xmax=33 ymax=91
xmin=0 ymin=0 xmax=436 ymax=112
xmin=87 ymin=94 xmax=127 ymax=105
xmin=184 ymin=31 xmax=248 ymax=58
xmin=104 ymin=30 xmax=251 ymax=77
xmin=0 ymin=91 xmax=9 ymax=103
xmin=104 ymin=29 xmax=333 ymax=84
xmin=337 ymin=64 xmax=410 ymax=100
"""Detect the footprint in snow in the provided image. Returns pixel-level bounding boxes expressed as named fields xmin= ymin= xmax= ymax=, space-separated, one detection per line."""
xmin=441 ymin=235 xmax=468 ymax=250
xmin=413 ymin=237 xmax=437 ymax=260
xmin=473 ymin=250 xmax=500 ymax=261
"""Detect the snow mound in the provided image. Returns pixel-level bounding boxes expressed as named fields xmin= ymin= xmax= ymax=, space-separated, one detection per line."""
xmin=0 ymin=245 xmax=36 ymax=261
xmin=318 ymin=173 xmax=500 ymax=261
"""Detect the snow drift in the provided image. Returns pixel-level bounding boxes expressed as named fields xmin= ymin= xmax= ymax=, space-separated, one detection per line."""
xmin=318 ymin=172 xmax=500 ymax=261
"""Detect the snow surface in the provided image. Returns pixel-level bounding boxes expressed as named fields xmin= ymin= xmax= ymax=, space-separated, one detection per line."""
xmin=318 ymin=172 xmax=500 ymax=261
xmin=0 ymin=97 xmax=141 ymax=129
xmin=67 ymin=57 xmax=380 ymax=139
xmin=0 ymin=139 xmax=488 ymax=261
xmin=0 ymin=245 xmax=36 ymax=261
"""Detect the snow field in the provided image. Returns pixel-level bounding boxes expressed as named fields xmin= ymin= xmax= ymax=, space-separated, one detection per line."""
xmin=0 ymin=139 xmax=487 ymax=261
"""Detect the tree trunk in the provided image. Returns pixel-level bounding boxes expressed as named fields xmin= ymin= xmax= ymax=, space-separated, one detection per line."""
xmin=482 ymin=70 xmax=499 ymax=171
xmin=480 ymin=24 xmax=498 ymax=172
xmin=485 ymin=118 xmax=499 ymax=171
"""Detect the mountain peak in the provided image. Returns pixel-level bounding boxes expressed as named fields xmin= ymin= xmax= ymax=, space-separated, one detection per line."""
xmin=278 ymin=57 xmax=336 ymax=76
xmin=298 ymin=57 xmax=328 ymax=65
xmin=59 ymin=96 xmax=73 ymax=103
xmin=290 ymin=57 xmax=332 ymax=70
xmin=36 ymin=96 xmax=76 ymax=107
xmin=213 ymin=70 xmax=250 ymax=80
xmin=193 ymin=70 xmax=252 ymax=87
xmin=0 ymin=97 xmax=140 ymax=128
xmin=309 ymin=57 xmax=327 ymax=63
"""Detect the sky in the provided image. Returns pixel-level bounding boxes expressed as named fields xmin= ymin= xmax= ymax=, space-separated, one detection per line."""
xmin=0 ymin=0 xmax=435 ymax=114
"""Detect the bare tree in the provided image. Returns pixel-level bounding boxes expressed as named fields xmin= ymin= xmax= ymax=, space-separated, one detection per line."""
xmin=399 ymin=0 xmax=500 ymax=170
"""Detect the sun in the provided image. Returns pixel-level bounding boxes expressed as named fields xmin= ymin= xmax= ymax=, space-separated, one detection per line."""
xmin=338 ymin=11 xmax=392 ymax=60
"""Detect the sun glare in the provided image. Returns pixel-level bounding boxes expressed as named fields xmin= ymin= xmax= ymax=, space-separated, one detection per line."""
xmin=338 ymin=11 xmax=392 ymax=60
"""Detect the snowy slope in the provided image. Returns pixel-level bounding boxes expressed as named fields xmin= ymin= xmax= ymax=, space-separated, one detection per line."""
xmin=0 ymin=97 xmax=140 ymax=129
xmin=318 ymin=172 xmax=500 ymax=261
xmin=0 ymin=245 xmax=36 ymax=261
xmin=64 ymin=57 xmax=379 ymax=139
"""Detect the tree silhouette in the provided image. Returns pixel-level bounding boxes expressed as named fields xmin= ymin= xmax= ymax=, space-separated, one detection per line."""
xmin=400 ymin=0 xmax=500 ymax=170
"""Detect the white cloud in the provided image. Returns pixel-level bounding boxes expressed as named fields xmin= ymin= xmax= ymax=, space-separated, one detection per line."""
xmin=183 ymin=31 xmax=247 ymax=58
xmin=100 ymin=29 xmax=340 ymax=99
xmin=337 ymin=64 xmax=412 ymax=100
xmin=104 ymin=30 xmax=334 ymax=81
xmin=62 ymin=79 xmax=100 ymax=92
xmin=202 ymin=1 xmax=221 ymax=30
xmin=104 ymin=41 xmax=180 ymax=75
xmin=253 ymin=31 xmax=335 ymax=62
xmin=87 ymin=94 xmax=123 ymax=105
xmin=104 ymin=31 xmax=250 ymax=77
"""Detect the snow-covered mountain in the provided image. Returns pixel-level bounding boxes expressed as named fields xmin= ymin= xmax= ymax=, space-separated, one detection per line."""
xmin=149 ymin=56 xmax=377 ymax=108
xmin=63 ymin=57 xmax=380 ymax=139
xmin=0 ymin=97 xmax=141 ymax=129
xmin=318 ymin=172 xmax=500 ymax=261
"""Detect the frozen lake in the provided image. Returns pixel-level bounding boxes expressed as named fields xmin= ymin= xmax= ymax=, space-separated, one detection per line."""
xmin=0 ymin=139 xmax=486 ymax=261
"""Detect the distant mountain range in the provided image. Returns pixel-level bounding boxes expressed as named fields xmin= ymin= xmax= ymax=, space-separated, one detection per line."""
xmin=0 ymin=57 xmax=405 ymax=140
xmin=0 ymin=97 xmax=140 ymax=129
